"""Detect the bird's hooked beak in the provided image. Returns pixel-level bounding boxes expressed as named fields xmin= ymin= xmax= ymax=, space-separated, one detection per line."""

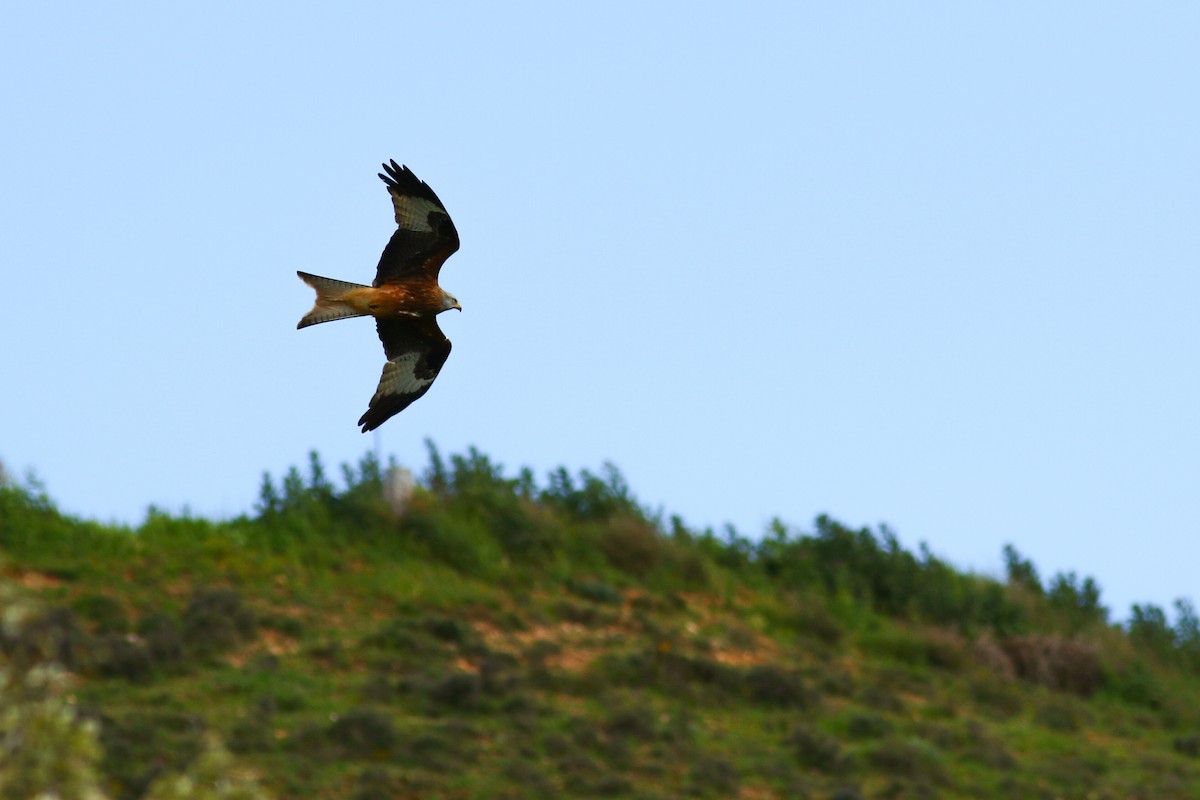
xmin=454 ymin=301 xmax=462 ymax=312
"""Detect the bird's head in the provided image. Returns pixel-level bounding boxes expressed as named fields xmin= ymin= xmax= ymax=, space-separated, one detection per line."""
xmin=440 ymin=290 xmax=462 ymax=313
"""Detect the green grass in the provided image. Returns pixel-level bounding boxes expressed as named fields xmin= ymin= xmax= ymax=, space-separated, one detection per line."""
xmin=5 ymin=445 xmax=1200 ymax=798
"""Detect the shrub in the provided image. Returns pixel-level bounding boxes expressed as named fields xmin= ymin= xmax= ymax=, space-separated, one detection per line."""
xmin=1102 ymin=658 xmax=1164 ymax=709
xmin=541 ymin=462 xmax=643 ymax=523
xmin=500 ymin=761 xmax=556 ymax=799
xmin=1003 ymin=544 xmax=1043 ymax=594
xmin=143 ymin=733 xmax=270 ymax=800
xmin=557 ymin=752 xmax=606 ymax=794
xmin=1034 ymin=696 xmax=1088 ymax=733
xmin=91 ymin=633 xmax=153 ymax=680
xmin=860 ymin=626 xmax=966 ymax=671
xmin=1001 ymin=635 xmax=1103 ymax=696
xmin=228 ymin=716 xmax=275 ymax=754
xmin=570 ymin=579 xmax=623 ymax=606
xmin=603 ymin=706 xmax=658 ymax=741
xmin=135 ymin=613 xmax=183 ymax=665
xmin=97 ymin=710 xmax=205 ymax=798
xmin=969 ymin=676 xmax=1023 ymax=719
xmin=688 ymin=757 xmax=740 ymax=797
xmin=1128 ymin=603 xmax=1175 ymax=659
xmin=972 ymin=632 xmax=1015 ymax=679
xmin=858 ymin=683 xmax=906 ymax=714
xmin=787 ymin=724 xmax=847 ymax=773
xmin=828 ymin=789 xmax=865 ymax=800
xmin=554 ymin=600 xmax=614 ymax=627
xmin=2 ymin=606 xmax=90 ymax=671
xmin=423 ymin=615 xmax=470 ymax=644
xmin=597 ymin=515 xmax=666 ymax=578
xmin=401 ymin=506 xmax=501 ymax=578
xmin=962 ymin=721 xmax=1016 ymax=769
xmin=847 ymin=714 xmax=892 ymax=740
xmin=1173 ymin=734 xmax=1200 ymax=758
xmin=792 ymin=603 xmax=845 ymax=646
xmin=1046 ymin=571 xmax=1108 ymax=630
xmin=0 ymin=659 xmax=108 ymax=800
xmin=744 ymin=665 xmax=820 ymax=709
xmin=592 ymin=650 xmax=742 ymax=699
xmin=811 ymin=664 xmax=856 ymax=697
xmin=866 ymin=737 xmax=946 ymax=782
xmin=326 ymin=708 xmax=398 ymax=759
xmin=73 ymin=593 xmax=129 ymax=634
xmin=182 ymin=588 xmax=256 ymax=657
xmin=426 ymin=672 xmax=482 ymax=709
xmin=353 ymin=767 xmax=400 ymax=800
xmin=479 ymin=651 xmax=521 ymax=697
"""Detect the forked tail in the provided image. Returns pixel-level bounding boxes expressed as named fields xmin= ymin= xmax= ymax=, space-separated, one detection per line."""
xmin=296 ymin=271 xmax=369 ymax=329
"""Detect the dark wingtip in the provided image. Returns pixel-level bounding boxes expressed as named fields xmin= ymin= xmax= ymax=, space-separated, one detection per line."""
xmin=379 ymin=159 xmax=409 ymax=186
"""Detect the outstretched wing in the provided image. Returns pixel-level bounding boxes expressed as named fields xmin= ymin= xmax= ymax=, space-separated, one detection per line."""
xmin=374 ymin=160 xmax=460 ymax=286
xmin=357 ymin=317 xmax=452 ymax=432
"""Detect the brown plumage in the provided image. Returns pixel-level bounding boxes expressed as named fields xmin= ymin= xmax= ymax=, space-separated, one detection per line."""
xmin=297 ymin=160 xmax=461 ymax=431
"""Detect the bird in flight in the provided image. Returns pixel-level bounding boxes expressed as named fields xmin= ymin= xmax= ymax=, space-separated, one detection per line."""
xmin=297 ymin=160 xmax=461 ymax=432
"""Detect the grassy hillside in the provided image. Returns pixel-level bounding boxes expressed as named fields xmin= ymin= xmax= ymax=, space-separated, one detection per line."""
xmin=3 ymin=444 xmax=1200 ymax=799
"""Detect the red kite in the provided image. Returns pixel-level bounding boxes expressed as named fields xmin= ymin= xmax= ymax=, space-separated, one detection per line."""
xmin=297 ymin=160 xmax=461 ymax=431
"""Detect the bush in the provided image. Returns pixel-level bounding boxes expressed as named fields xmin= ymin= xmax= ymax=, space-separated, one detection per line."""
xmin=0 ymin=660 xmax=108 ymax=800
xmin=972 ymin=633 xmax=1015 ymax=679
xmin=792 ymin=603 xmax=845 ymax=646
xmin=847 ymin=714 xmax=892 ymax=740
xmin=138 ymin=613 xmax=185 ymax=665
xmin=1001 ymin=635 xmax=1103 ymax=696
xmin=2 ymin=606 xmax=90 ymax=671
xmin=744 ymin=665 xmax=820 ymax=709
xmin=1102 ymin=658 xmax=1164 ymax=709
xmin=962 ymin=720 xmax=1016 ymax=769
xmin=969 ymin=676 xmax=1024 ymax=719
xmin=228 ymin=715 xmax=275 ymax=754
xmin=1034 ymin=696 xmax=1088 ymax=733
xmin=97 ymin=710 xmax=205 ymax=798
xmin=787 ymin=725 xmax=847 ymax=773
xmin=401 ymin=505 xmax=502 ymax=579
xmin=866 ymin=737 xmax=946 ymax=782
xmin=858 ymin=683 xmax=906 ymax=714
xmin=828 ymin=789 xmax=865 ymax=800
xmin=570 ymin=580 xmax=623 ymax=606
xmin=597 ymin=515 xmax=667 ymax=578
xmin=91 ymin=633 xmax=153 ymax=680
xmin=353 ymin=767 xmax=400 ymax=800
xmin=602 ymin=706 xmax=658 ymax=741
xmin=501 ymin=760 xmax=557 ymax=799
xmin=860 ymin=627 xmax=966 ymax=671
xmin=143 ymin=733 xmax=270 ymax=800
xmin=541 ymin=462 xmax=643 ymax=523
xmin=554 ymin=600 xmax=615 ymax=627
xmin=426 ymin=672 xmax=482 ymax=709
xmin=423 ymin=615 xmax=471 ymax=644
xmin=73 ymin=594 xmax=129 ymax=634
xmin=688 ymin=757 xmax=740 ymax=797
xmin=326 ymin=708 xmax=398 ymax=759
xmin=1047 ymin=571 xmax=1108 ymax=630
xmin=182 ymin=589 xmax=256 ymax=657
xmin=1174 ymin=734 xmax=1200 ymax=758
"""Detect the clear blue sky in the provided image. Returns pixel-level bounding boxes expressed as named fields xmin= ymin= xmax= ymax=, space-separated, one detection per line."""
xmin=2 ymin=3 xmax=1197 ymax=619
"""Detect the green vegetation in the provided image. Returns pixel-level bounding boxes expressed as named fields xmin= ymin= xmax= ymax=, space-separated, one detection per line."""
xmin=4 ymin=443 xmax=1200 ymax=799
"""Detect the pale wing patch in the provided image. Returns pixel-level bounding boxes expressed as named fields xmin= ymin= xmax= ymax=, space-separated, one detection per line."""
xmin=371 ymin=352 xmax=433 ymax=404
xmin=392 ymin=195 xmax=443 ymax=233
